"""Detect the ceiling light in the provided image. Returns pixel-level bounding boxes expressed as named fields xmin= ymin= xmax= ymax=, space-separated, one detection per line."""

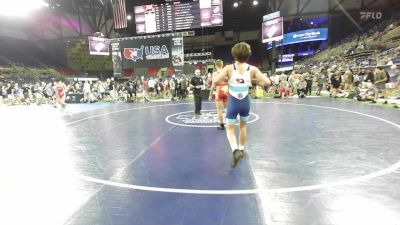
xmin=0 ymin=0 xmax=48 ymax=17
xmin=253 ymin=0 xmax=258 ymax=6
xmin=127 ymin=15 xmax=132 ymax=20
xmin=233 ymin=2 xmax=238 ymax=7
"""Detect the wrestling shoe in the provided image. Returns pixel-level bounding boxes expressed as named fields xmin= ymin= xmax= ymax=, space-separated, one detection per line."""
xmin=231 ymin=149 xmax=244 ymax=168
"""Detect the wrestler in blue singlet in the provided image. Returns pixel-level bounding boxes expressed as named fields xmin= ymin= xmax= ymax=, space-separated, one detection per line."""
xmin=225 ymin=63 xmax=252 ymax=125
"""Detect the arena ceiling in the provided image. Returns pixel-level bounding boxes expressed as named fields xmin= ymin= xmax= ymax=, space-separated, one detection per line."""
xmin=33 ymin=0 xmax=400 ymax=38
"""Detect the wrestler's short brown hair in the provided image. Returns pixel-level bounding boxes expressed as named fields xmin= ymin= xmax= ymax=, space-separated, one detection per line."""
xmin=231 ymin=42 xmax=251 ymax=63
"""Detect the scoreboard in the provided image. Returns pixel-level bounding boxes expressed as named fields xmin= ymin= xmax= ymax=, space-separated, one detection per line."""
xmin=134 ymin=0 xmax=223 ymax=34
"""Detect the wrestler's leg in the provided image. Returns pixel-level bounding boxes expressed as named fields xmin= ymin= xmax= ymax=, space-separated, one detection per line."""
xmin=239 ymin=120 xmax=248 ymax=150
xmin=225 ymin=96 xmax=238 ymax=151
xmin=60 ymin=95 xmax=66 ymax=108
xmin=216 ymin=100 xmax=225 ymax=129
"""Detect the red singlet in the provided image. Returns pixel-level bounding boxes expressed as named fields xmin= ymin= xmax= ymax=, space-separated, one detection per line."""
xmin=216 ymin=82 xmax=228 ymax=103
xmin=57 ymin=86 xmax=65 ymax=98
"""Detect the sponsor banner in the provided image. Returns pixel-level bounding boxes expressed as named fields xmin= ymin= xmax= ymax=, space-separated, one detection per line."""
xmin=184 ymin=52 xmax=212 ymax=64
xmin=120 ymin=36 xmax=184 ymax=68
xmin=171 ymin=37 xmax=184 ymax=66
xmin=111 ymin=42 xmax=123 ymax=77
xmin=262 ymin=17 xmax=284 ymax=43
xmin=298 ymin=50 xmax=314 ymax=56
xmin=185 ymin=52 xmax=212 ymax=57
xmin=283 ymin=28 xmax=328 ymax=45
xmin=360 ymin=11 xmax=383 ymax=20
xmin=88 ymin=36 xmax=110 ymax=56
xmin=278 ymin=54 xmax=294 ymax=62
xmin=265 ymin=28 xmax=328 ymax=49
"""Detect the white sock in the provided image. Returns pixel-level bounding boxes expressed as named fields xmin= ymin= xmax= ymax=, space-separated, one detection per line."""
xmin=239 ymin=145 xmax=245 ymax=151
xmin=231 ymin=144 xmax=238 ymax=152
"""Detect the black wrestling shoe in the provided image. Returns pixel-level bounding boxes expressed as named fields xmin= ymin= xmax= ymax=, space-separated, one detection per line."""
xmin=217 ymin=124 xmax=225 ymax=130
xmin=231 ymin=149 xmax=244 ymax=168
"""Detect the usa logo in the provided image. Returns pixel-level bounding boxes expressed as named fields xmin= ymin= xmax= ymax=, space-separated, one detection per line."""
xmin=236 ymin=78 xmax=245 ymax=84
xmin=124 ymin=46 xmax=144 ymax=62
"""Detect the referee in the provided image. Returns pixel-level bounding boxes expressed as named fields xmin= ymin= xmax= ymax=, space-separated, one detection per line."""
xmin=190 ymin=69 xmax=204 ymax=115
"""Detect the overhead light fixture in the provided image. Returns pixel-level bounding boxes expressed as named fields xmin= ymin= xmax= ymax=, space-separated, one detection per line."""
xmin=127 ymin=15 xmax=132 ymax=20
xmin=0 ymin=0 xmax=49 ymax=17
xmin=253 ymin=0 xmax=258 ymax=6
xmin=233 ymin=2 xmax=238 ymax=7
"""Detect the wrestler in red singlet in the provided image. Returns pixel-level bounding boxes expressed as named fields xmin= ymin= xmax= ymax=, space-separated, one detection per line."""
xmin=216 ymin=81 xmax=228 ymax=103
xmin=209 ymin=60 xmax=228 ymax=130
xmin=55 ymin=79 xmax=67 ymax=108
xmin=57 ymin=85 xmax=65 ymax=98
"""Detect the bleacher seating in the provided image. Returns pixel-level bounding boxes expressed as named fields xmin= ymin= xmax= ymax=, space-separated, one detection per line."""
xmin=308 ymin=22 xmax=400 ymax=64
xmin=67 ymin=40 xmax=113 ymax=72
xmin=0 ymin=36 xmax=65 ymax=67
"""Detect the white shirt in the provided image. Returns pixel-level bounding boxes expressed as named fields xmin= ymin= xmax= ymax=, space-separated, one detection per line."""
xmin=274 ymin=75 xmax=280 ymax=84
xmin=148 ymin=79 xmax=156 ymax=88
xmin=83 ymin=83 xmax=91 ymax=93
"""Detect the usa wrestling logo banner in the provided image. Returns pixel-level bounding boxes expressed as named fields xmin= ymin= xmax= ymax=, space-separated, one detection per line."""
xmin=123 ymin=46 xmax=144 ymax=62
xmin=123 ymin=45 xmax=169 ymax=62
xmin=120 ymin=36 xmax=173 ymax=68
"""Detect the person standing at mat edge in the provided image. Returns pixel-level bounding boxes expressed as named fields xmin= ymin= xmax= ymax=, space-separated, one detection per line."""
xmin=190 ymin=69 xmax=204 ymax=115
xmin=213 ymin=42 xmax=272 ymax=168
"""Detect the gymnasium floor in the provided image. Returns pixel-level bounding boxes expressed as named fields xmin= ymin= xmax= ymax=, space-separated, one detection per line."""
xmin=1 ymin=98 xmax=400 ymax=225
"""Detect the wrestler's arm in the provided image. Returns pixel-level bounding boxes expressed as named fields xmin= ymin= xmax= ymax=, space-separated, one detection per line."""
xmin=213 ymin=66 xmax=230 ymax=84
xmin=252 ymin=67 xmax=272 ymax=86
xmin=209 ymin=72 xmax=218 ymax=100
